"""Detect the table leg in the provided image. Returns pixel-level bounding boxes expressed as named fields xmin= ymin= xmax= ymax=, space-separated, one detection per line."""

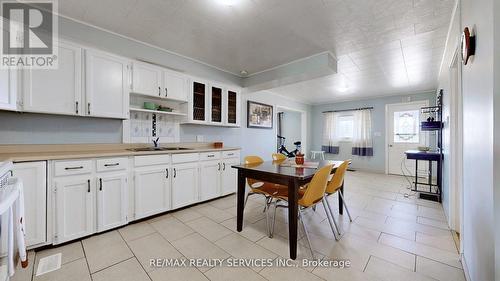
xmin=338 ymin=181 xmax=344 ymax=215
xmin=288 ymin=178 xmax=299 ymax=260
xmin=236 ymin=170 xmax=246 ymax=232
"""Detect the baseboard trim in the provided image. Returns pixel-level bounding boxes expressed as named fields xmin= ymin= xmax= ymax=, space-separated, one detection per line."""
xmin=461 ymin=253 xmax=472 ymax=281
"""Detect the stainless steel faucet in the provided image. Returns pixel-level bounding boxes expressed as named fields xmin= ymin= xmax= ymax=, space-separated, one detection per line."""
xmin=152 ymin=137 xmax=160 ymax=148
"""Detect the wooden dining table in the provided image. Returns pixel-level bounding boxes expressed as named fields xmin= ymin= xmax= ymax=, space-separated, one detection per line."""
xmin=232 ymin=159 xmax=345 ymax=260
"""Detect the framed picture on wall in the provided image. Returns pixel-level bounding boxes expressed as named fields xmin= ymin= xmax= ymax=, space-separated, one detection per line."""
xmin=247 ymin=101 xmax=273 ymax=129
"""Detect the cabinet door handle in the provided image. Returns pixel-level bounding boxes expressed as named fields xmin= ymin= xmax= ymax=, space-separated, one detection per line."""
xmin=158 ymin=87 xmax=161 ymax=96
xmin=218 ymin=163 xmax=221 ymax=171
xmin=173 ymin=168 xmax=176 ymax=178
xmin=99 ymin=178 xmax=102 ymax=191
xmin=104 ymin=163 xmax=119 ymax=167
xmin=223 ymin=163 xmax=226 ymax=171
xmin=65 ymin=166 xmax=83 ymax=170
xmin=75 ymin=101 xmax=79 ymax=114
xmin=165 ymin=87 xmax=168 ymax=97
xmin=227 ymin=153 xmax=234 ymax=156
xmin=166 ymin=168 xmax=169 ymax=179
xmin=87 ymin=179 xmax=90 ymax=193
xmin=207 ymin=154 xmax=215 ymax=158
xmin=87 ymin=102 xmax=91 ymax=115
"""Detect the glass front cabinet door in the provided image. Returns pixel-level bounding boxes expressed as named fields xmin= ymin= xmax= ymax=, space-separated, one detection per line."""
xmin=210 ymin=85 xmax=223 ymax=124
xmin=190 ymin=79 xmax=208 ymax=123
xmin=224 ymin=89 xmax=240 ymax=126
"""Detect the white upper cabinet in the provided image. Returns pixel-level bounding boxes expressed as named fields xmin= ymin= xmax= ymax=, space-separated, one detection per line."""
xmin=0 ymin=68 xmax=17 ymax=111
xmin=163 ymin=70 xmax=187 ymax=102
xmin=22 ymin=41 xmax=82 ymax=115
xmin=85 ymin=49 xmax=129 ymax=119
xmin=131 ymin=61 xmax=162 ymax=97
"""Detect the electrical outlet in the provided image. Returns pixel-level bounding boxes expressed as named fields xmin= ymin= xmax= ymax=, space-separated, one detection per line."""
xmin=196 ymin=135 xmax=204 ymax=142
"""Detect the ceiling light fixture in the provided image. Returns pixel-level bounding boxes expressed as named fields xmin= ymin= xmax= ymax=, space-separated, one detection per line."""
xmin=216 ymin=0 xmax=238 ymax=6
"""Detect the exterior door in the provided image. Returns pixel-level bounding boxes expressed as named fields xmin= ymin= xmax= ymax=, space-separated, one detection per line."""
xmin=96 ymin=173 xmax=128 ymax=232
xmin=22 ymin=41 xmax=82 ymax=115
xmin=134 ymin=166 xmax=170 ymax=219
xmin=221 ymin=158 xmax=239 ymax=195
xmin=54 ymin=177 xmax=94 ymax=244
xmin=12 ymin=161 xmax=47 ymax=247
xmin=85 ymin=49 xmax=129 ymax=119
xmin=199 ymin=160 xmax=221 ymax=201
xmin=387 ymin=101 xmax=428 ymax=175
xmin=171 ymin=162 xmax=198 ymax=209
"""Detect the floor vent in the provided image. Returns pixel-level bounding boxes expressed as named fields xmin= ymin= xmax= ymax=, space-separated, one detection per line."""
xmin=36 ymin=253 xmax=61 ymax=276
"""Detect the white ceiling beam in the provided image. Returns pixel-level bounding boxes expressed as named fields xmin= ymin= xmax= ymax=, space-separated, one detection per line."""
xmin=242 ymin=52 xmax=337 ymax=92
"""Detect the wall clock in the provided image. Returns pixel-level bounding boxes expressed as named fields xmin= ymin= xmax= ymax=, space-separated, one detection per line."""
xmin=461 ymin=27 xmax=475 ymax=65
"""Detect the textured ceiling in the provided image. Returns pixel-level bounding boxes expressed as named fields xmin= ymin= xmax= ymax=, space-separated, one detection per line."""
xmin=58 ymin=0 xmax=454 ymax=103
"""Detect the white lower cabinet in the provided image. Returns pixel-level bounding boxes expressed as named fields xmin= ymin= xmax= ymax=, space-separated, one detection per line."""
xmin=199 ymin=160 xmax=221 ymax=201
xmin=96 ymin=172 xmax=128 ymax=232
xmin=54 ymin=177 xmax=95 ymax=244
xmin=171 ymin=162 xmax=199 ymax=209
xmin=12 ymin=161 xmax=47 ymax=247
xmin=221 ymin=157 xmax=239 ymax=195
xmin=134 ymin=165 xmax=170 ymax=219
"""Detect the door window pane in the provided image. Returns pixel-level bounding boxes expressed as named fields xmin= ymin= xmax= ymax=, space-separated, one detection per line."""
xmin=393 ymin=110 xmax=420 ymax=143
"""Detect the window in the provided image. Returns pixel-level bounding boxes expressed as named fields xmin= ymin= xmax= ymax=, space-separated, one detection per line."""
xmin=336 ymin=115 xmax=354 ymax=141
xmin=393 ymin=110 xmax=420 ymax=143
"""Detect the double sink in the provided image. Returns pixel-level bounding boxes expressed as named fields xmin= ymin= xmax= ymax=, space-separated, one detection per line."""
xmin=127 ymin=147 xmax=193 ymax=152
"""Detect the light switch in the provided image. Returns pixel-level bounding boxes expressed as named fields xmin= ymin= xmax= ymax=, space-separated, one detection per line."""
xmin=374 ymin=131 xmax=382 ymax=137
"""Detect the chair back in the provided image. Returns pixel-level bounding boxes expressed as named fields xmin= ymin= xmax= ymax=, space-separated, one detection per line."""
xmin=299 ymin=164 xmax=333 ymax=207
xmin=244 ymin=156 xmax=264 ymax=165
xmin=272 ymin=153 xmax=287 ymax=161
xmin=244 ymin=156 xmax=264 ymax=188
xmin=326 ymin=160 xmax=350 ymax=194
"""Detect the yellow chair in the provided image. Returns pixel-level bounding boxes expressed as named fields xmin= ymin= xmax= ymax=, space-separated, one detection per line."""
xmin=271 ymin=153 xmax=287 ymax=161
xmin=269 ymin=164 xmax=335 ymax=258
xmin=244 ymin=156 xmax=287 ymax=235
xmin=324 ymin=160 xmax=353 ymax=236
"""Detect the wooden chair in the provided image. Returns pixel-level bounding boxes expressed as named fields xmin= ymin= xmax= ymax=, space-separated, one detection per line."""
xmin=271 ymin=153 xmax=287 ymax=161
xmin=268 ymin=164 xmax=335 ymax=258
xmin=324 ymin=160 xmax=353 ymax=236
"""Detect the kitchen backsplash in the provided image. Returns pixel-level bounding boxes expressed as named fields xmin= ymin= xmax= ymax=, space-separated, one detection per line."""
xmin=129 ymin=111 xmax=180 ymax=143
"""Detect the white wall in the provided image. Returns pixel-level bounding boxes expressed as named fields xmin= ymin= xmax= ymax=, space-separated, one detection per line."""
xmin=437 ymin=0 xmax=461 ymax=231
xmin=438 ymin=0 xmax=496 ymax=280
xmin=278 ymin=110 xmax=302 ymax=146
xmin=180 ymin=91 xmax=311 ymax=161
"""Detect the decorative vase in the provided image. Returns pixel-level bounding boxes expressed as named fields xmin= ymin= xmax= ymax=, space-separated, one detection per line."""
xmin=295 ymin=153 xmax=304 ymax=165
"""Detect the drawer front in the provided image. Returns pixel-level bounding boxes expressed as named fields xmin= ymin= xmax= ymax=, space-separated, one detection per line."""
xmin=223 ymin=150 xmax=240 ymax=159
xmin=134 ymin=155 xmax=171 ymax=167
xmin=200 ymin=152 xmax=221 ymax=161
xmin=54 ymin=159 xmax=93 ymax=177
xmin=96 ymin=157 xmax=128 ymax=172
xmin=171 ymin=153 xmax=199 ymax=164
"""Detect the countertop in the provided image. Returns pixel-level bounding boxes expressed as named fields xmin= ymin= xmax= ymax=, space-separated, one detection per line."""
xmin=0 ymin=143 xmax=241 ymax=163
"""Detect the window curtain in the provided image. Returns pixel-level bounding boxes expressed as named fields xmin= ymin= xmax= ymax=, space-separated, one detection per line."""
xmin=352 ymin=109 xmax=373 ymax=156
xmin=322 ymin=112 xmax=340 ymax=154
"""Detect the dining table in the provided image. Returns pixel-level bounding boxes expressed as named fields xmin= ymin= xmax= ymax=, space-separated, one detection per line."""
xmin=232 ymin=159 xmax=345 ymax=260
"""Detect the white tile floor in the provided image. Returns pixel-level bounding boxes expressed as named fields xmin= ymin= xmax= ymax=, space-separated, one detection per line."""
xmin=12 ymin=171 xmax=466 ymax=281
